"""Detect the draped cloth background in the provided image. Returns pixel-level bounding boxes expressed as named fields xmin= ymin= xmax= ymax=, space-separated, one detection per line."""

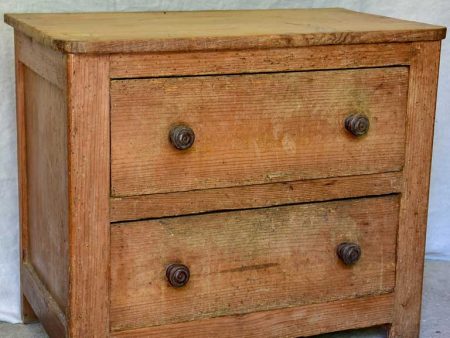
xmin=0 ymin=0 xmax=448 ymax=323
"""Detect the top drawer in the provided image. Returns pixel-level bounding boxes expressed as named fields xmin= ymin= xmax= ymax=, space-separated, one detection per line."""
xmin=111 ymin=67 xmax=407 ymax=197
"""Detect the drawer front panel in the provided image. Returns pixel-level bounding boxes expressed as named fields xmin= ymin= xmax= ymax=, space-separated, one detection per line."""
xmin=110 ymin=195 xmax=399 ymax=331
xmin=111 ymin=67 xmax=408 ymax=197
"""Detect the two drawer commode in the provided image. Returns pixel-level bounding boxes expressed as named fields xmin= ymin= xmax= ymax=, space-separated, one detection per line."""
xmin=5 ymin=8 xmax=446 ymax=338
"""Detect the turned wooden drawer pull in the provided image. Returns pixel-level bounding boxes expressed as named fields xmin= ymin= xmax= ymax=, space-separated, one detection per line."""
xmin=166 ymin=263 xmax=190 ymax=287
xmin=169 ymin=125 xmax=195 ymax=150
xmin=336 ymin=242 xmax=362 ymax=265
xmin=344 ymin=114 xmax=370 ymax=136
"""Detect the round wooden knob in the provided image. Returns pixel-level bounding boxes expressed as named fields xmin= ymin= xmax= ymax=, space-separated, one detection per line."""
xmin=337 ymin=242 xmax=361 ymax=265
xmin=169 ymin=125 xmax=195 ymax=150
xmin=166 ymin=263 xmax=190 ymax=288
xmin=344 ymin=114 xmax=370 ymax=136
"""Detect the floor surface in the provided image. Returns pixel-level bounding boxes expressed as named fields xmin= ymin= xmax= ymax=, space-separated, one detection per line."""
xmin=0 ymin=259 xmax=448 ymax=338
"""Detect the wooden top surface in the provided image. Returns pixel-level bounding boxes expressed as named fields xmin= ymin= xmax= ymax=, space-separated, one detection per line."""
xmin=4 ymin=8 xmax=446 ymax=54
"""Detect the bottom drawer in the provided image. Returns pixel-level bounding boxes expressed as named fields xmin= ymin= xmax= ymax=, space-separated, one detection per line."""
xmin=110 ymin=195 xmax=398 ymax=332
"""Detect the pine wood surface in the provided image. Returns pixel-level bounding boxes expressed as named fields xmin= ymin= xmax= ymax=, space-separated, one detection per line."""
xmin=14 ymin=33 xmax=37 ymax=325
xmin=8 ymin=8 xmax=445 ymax=338
xmin=15 ymin=32 xmax=66 ymax=90
xmin=390 ymin=41 xmax=442 ymax=337
xmin=24 ymin=67 xmax=69 ymax=312
xmin=112 ymin=294 xmax=394 ymax=338
xmin=111 ymin=67 xmax=408 ymax=197
xmin=110 ymin=42 xmax=416 ymax=79
xmin=110 ymin=172 xmax=403 ymax=222
xmin=110 ymin=195 xmax=399 ymax=331
xmin=22 ymin=263 xmax=68 ymax=337
xmin=66 ymin=55 xmax=111 ymax=337
xmin=4 ymin=8 xmax=446 ymax=54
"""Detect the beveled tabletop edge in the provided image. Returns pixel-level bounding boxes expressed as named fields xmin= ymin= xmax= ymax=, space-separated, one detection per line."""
xmin=4 ymin=8 xmax=447 ymax=54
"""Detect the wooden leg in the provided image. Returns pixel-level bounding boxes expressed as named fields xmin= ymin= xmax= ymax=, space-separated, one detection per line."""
xmin=389 ymin=41 xmax=441 ymax=338
xmin=22 ymin=294 xmax=38 ymax=324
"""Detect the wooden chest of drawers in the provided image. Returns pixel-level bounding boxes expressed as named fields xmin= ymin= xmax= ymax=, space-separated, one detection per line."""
xmin=5 ymin=8 xmax=446 ymax=338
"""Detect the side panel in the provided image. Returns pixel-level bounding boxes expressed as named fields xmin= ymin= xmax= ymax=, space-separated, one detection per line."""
xmin=15 ymin=32 xmax=69 ymax=336
xmin=16 ymin=34 xmax=112 ymax=337
xmin=24 ymin=66 xmax=69 ymax=313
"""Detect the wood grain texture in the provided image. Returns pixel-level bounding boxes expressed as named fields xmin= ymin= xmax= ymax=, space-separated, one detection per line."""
xmin=110 ymin=43 xmax=416 ymax=79
xmin=4 ymin=9 xmax=446 ymax=54
xmin=111 ymin=67 xmax=408 ymax=197
xmin=390 ymin=42 xmax=442 ymax=338
xmin=15 ymin=32 xmax=66 ymax=90
xmin=66 ymin=54 xmax=110 ymax=337
xmin=14 ymin=37 xmax=38 ymax=324
xmin=7 ymin=9 xmax=444 ymax=337
xmin=112 ymin=294 xmax=394 ymax=338
xmin=111 ymin=196 xmax=399 ymax=331
xmin=22 ymin=263 xmax=67 ymax=337
xmin=24 ymin=66 xmax=69 ymax=313
xmin=111 ymin=172 xmax=403 ymax=222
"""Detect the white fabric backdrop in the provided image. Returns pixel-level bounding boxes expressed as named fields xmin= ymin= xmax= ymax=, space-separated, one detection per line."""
xmin=0 ymin=0 xmax=448 ymax=323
